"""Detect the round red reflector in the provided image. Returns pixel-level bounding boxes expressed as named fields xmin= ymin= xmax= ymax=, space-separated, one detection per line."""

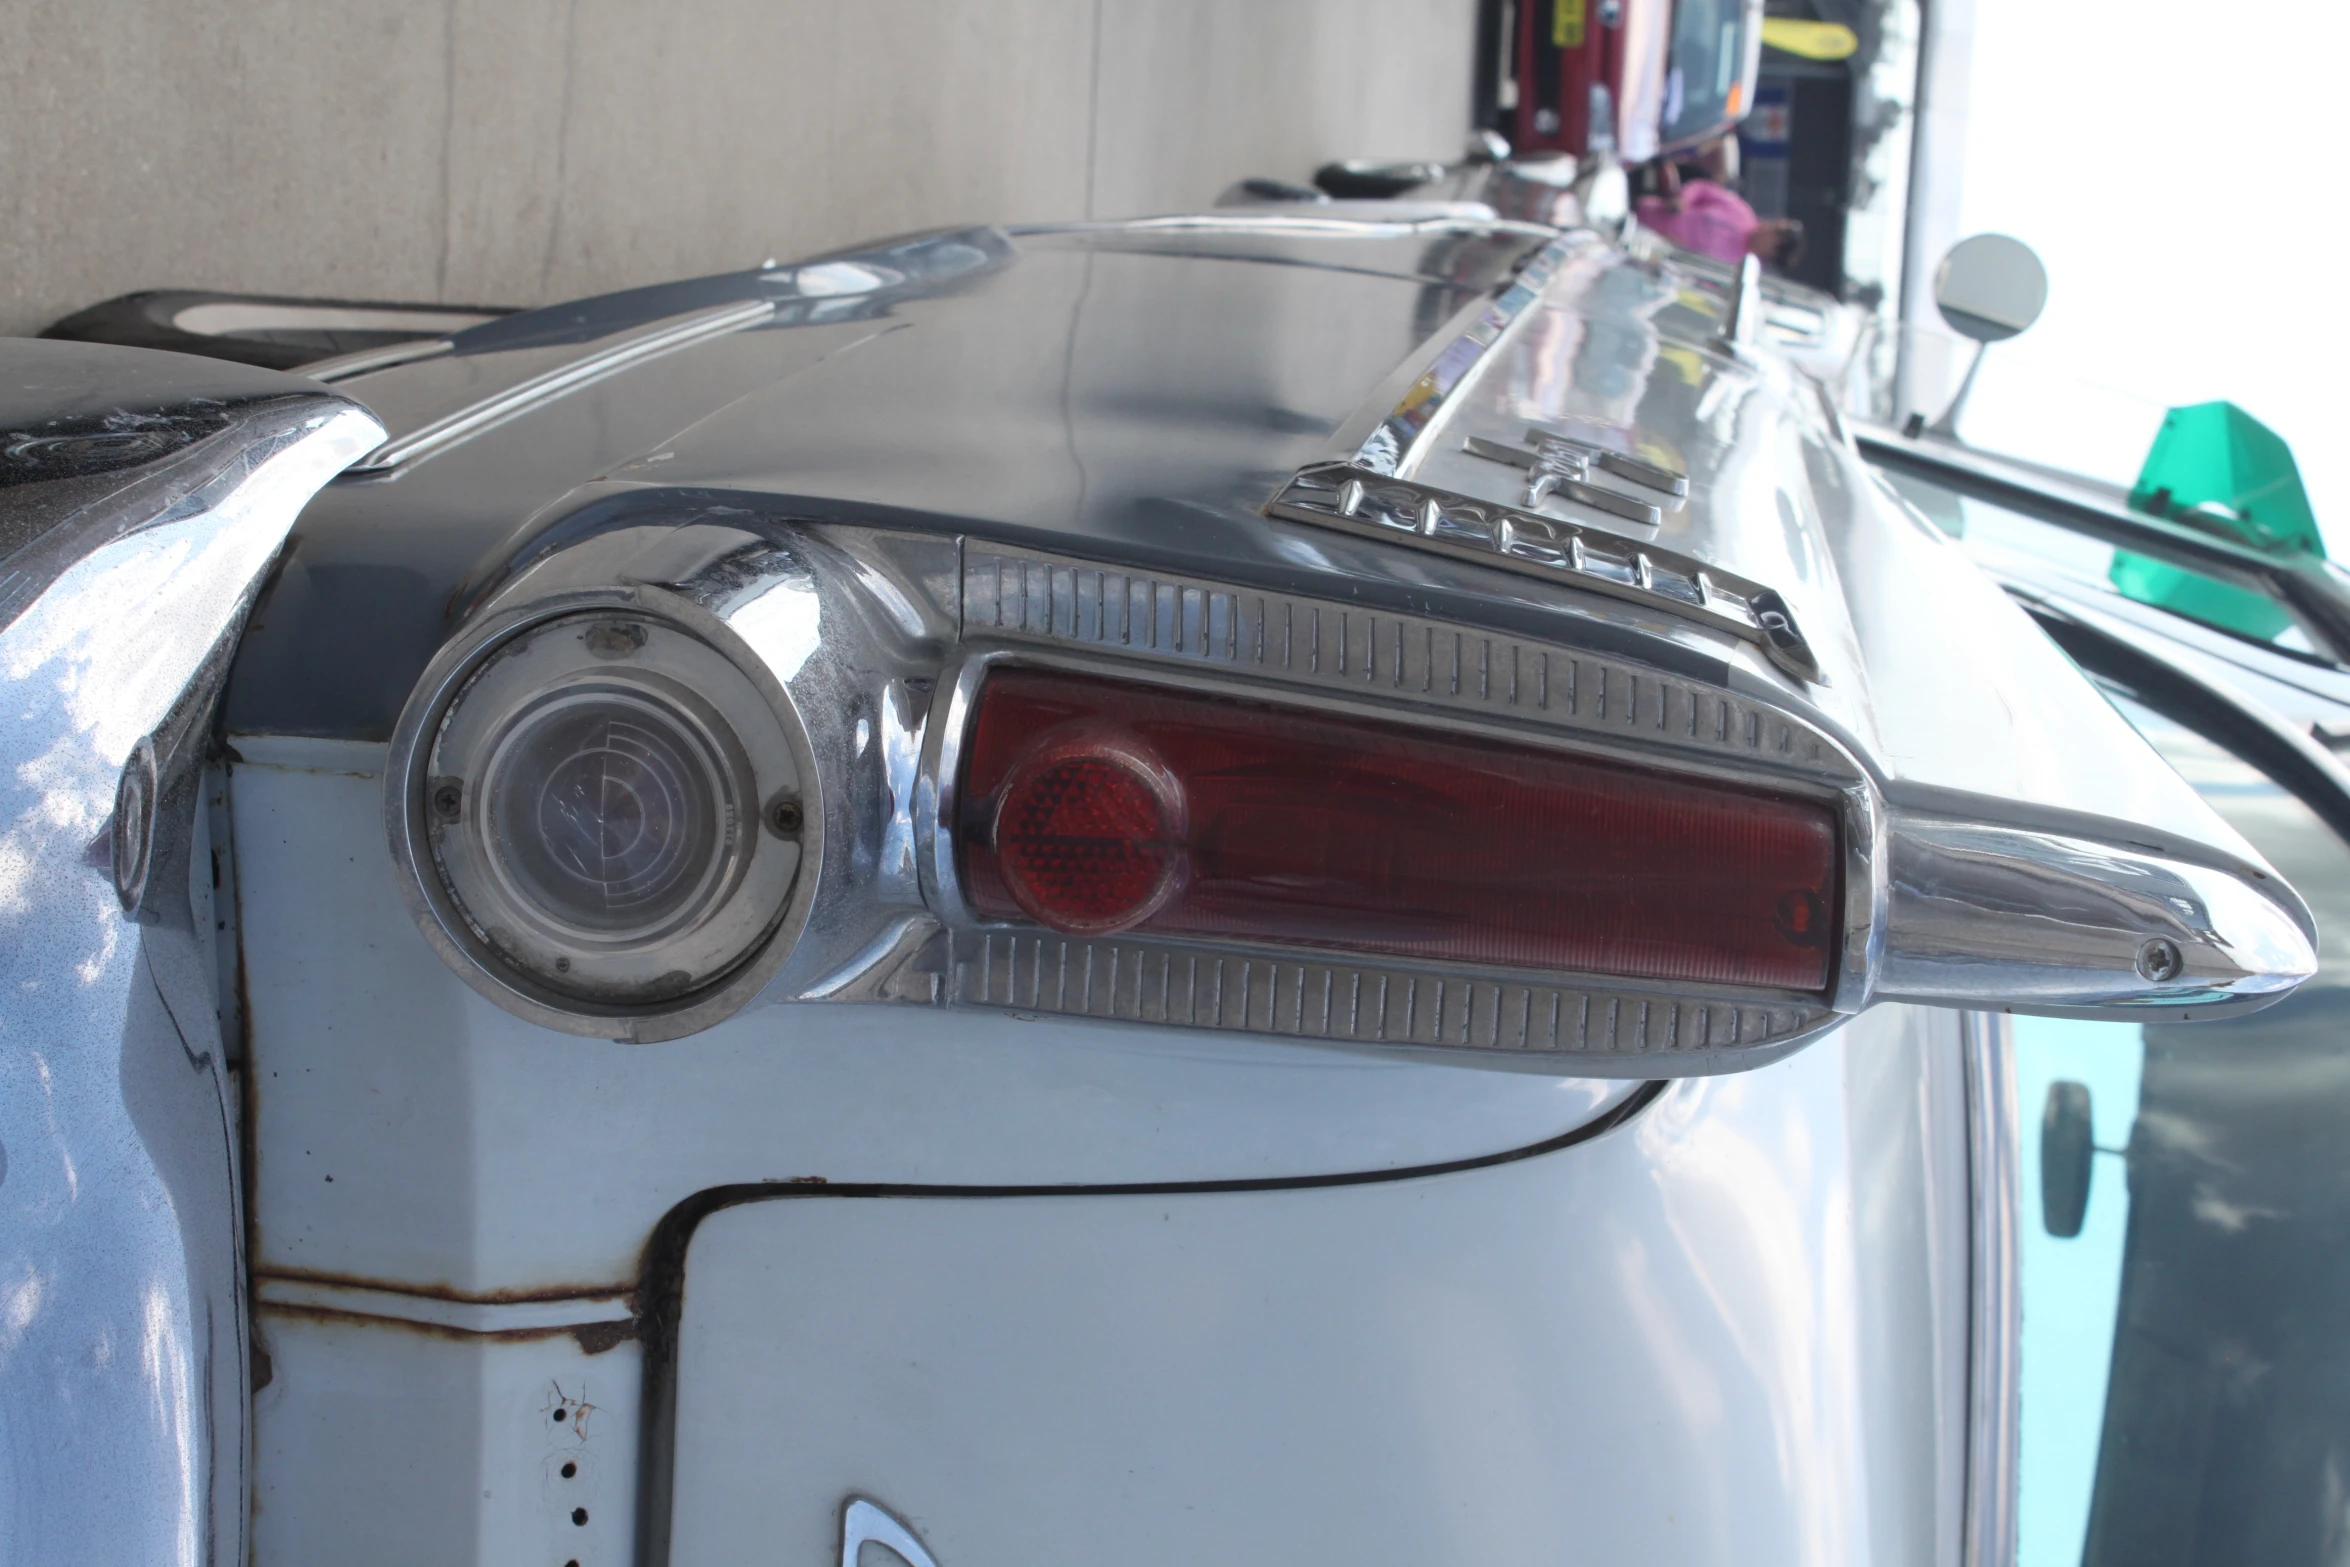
xmin=993 ymin=739 xmax=1184 ymax=935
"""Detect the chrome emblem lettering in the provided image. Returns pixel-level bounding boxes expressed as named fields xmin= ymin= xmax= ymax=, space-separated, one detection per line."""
xmin=1263 ymin=461 xmax=1820 ymax=682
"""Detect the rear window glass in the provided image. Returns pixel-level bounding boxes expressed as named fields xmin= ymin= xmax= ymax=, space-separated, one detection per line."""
xmin=2011 ymin=691 xmax=2350 ymax=1566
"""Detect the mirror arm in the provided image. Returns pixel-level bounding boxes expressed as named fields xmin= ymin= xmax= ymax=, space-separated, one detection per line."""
xmin=1926 ymin=336 xmax=1989 ymax=439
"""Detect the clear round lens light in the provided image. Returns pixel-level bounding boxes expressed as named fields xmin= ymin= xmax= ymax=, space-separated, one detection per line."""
xmin=414 ymin=611 xmax=806 ymax=1010
xmin=485 ymin=692 xmax=730 ymax=936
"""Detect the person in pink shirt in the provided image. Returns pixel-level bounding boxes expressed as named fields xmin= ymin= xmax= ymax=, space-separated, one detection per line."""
xmin=1635 ymin=162 xmax=1806 ymax=272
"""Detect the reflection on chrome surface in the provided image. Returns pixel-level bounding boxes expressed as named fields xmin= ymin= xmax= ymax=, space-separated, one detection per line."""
xmin=2013 ymin=696 xmax=2350 ymax=1567
xmin=0 ymin=344 xmax=380 ymax=1567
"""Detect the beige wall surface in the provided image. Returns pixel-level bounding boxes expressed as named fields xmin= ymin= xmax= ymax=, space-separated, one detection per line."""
xmin=0 ymin=0 xmax=1475 ymax=337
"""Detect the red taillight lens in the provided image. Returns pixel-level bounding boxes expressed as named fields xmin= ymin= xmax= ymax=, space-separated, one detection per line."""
xmin=993 ymin=735 xmax=1185 ymax=934
xmin=957 ymin=669 xmax=1840 ymax=991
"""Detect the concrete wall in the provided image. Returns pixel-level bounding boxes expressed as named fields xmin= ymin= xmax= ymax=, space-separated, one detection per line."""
xmin=0 ymin=0 xmax=1476 ymax=337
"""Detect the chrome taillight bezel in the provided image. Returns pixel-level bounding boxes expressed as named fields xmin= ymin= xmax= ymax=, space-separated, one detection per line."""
xmin=386 ymin=585 xmax=823 ymax=1042
xmin=919 ymin=646 xmax=1880 ymax=1064
xmin=912 ymin=545 xmax=1887 ymax=1071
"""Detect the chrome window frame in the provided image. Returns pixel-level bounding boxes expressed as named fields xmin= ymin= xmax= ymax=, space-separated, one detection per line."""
xmin=1858 ymin=423 xmax=2350 ymax=665
xmin=1962 ymin=1007 xmax=2021 ymax=1567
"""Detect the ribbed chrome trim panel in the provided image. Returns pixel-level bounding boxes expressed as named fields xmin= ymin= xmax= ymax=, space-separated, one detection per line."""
xmin=962 ymin=545 xmax=1856 ymax=783
xmin=951 ymin=931 xmax=1828 ymax=1056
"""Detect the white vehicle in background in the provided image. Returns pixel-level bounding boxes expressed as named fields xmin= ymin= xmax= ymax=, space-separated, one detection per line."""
xmin=1 ymin=162 xmax=2335 ymax=1567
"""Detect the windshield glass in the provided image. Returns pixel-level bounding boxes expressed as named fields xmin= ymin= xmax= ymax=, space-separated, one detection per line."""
xmin=1659 ymin=0 xmax=1750 ymax=145
xmin=2011 ymin=689 xmax=2350 ymax=1566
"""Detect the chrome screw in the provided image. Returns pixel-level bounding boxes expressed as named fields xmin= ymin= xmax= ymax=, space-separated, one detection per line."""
xmin=2135 ymin=937 xmax=2184 ymax=983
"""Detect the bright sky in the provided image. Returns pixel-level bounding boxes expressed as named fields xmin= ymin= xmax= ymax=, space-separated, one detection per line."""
xmin=1943 ymin=0 xmax=2350 ymax=550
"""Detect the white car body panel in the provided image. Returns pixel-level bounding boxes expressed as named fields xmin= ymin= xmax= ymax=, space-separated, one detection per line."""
xmin=253 ymin=1314 xmax=642 ymax=1564
xmin=665 ymin=1007 xmax=1970 ymax=1567
xmin=244 ymin=1002 xmax=1968 ymax=1567
xmin=232 ymin=732 xmax=1969 ymax=1566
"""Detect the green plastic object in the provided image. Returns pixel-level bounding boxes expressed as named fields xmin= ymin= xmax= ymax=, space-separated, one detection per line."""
xmin=2109 ymin=402 xmax=2321 ymax=641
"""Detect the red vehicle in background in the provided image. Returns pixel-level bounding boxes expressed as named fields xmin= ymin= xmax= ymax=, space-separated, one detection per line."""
xmin=1501 ymin=0 xmax=1764 ymax=163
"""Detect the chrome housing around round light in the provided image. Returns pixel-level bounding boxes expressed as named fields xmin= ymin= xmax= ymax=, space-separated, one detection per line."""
xmin=388 ymin=596 xmax=816 ymax=1040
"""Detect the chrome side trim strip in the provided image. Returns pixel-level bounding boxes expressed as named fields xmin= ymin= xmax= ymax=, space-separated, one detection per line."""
xmin=1856 ymin=423 xmax=2350 ymax=663
xmin=254 ymin=1274 xmax=631 ymax=1335
xmin=299 ymin=335 xmax=455 ymax=383
xmin=1008 ymin=212 xmax=1554 ymax=242
xmin=1261 ymin=463 xmax=1824 ymax=682
xmin=344 ymin=298 xmax=776 ymax=474
xmin=1962 ymin=1011 xmax=2020 ymax=1567
xmin=1346 ymin=231 xmax=1586 ymax=475
xmin=962 ymin=545 xmax=1853 ymax=780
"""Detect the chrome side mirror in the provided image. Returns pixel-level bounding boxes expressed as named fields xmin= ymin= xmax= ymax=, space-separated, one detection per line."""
xmin=1935 ymin=233 xmax=2048 ymax=343
xmin=1925 ymin=232 xmax=2048 ymax=437
xmin=2040 ymin=1079 xmax=2094 ymax=1238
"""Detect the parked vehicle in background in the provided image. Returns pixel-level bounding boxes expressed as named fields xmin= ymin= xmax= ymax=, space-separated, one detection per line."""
xmin=1496 ymin=0 xmax=1763 ymax=162
xmin=2 ymin=153 xmax=2334 ymax=1567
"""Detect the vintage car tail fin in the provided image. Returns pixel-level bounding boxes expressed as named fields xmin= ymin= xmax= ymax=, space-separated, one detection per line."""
xmin=376 ymin=222 xmax=2314 ymax=1069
